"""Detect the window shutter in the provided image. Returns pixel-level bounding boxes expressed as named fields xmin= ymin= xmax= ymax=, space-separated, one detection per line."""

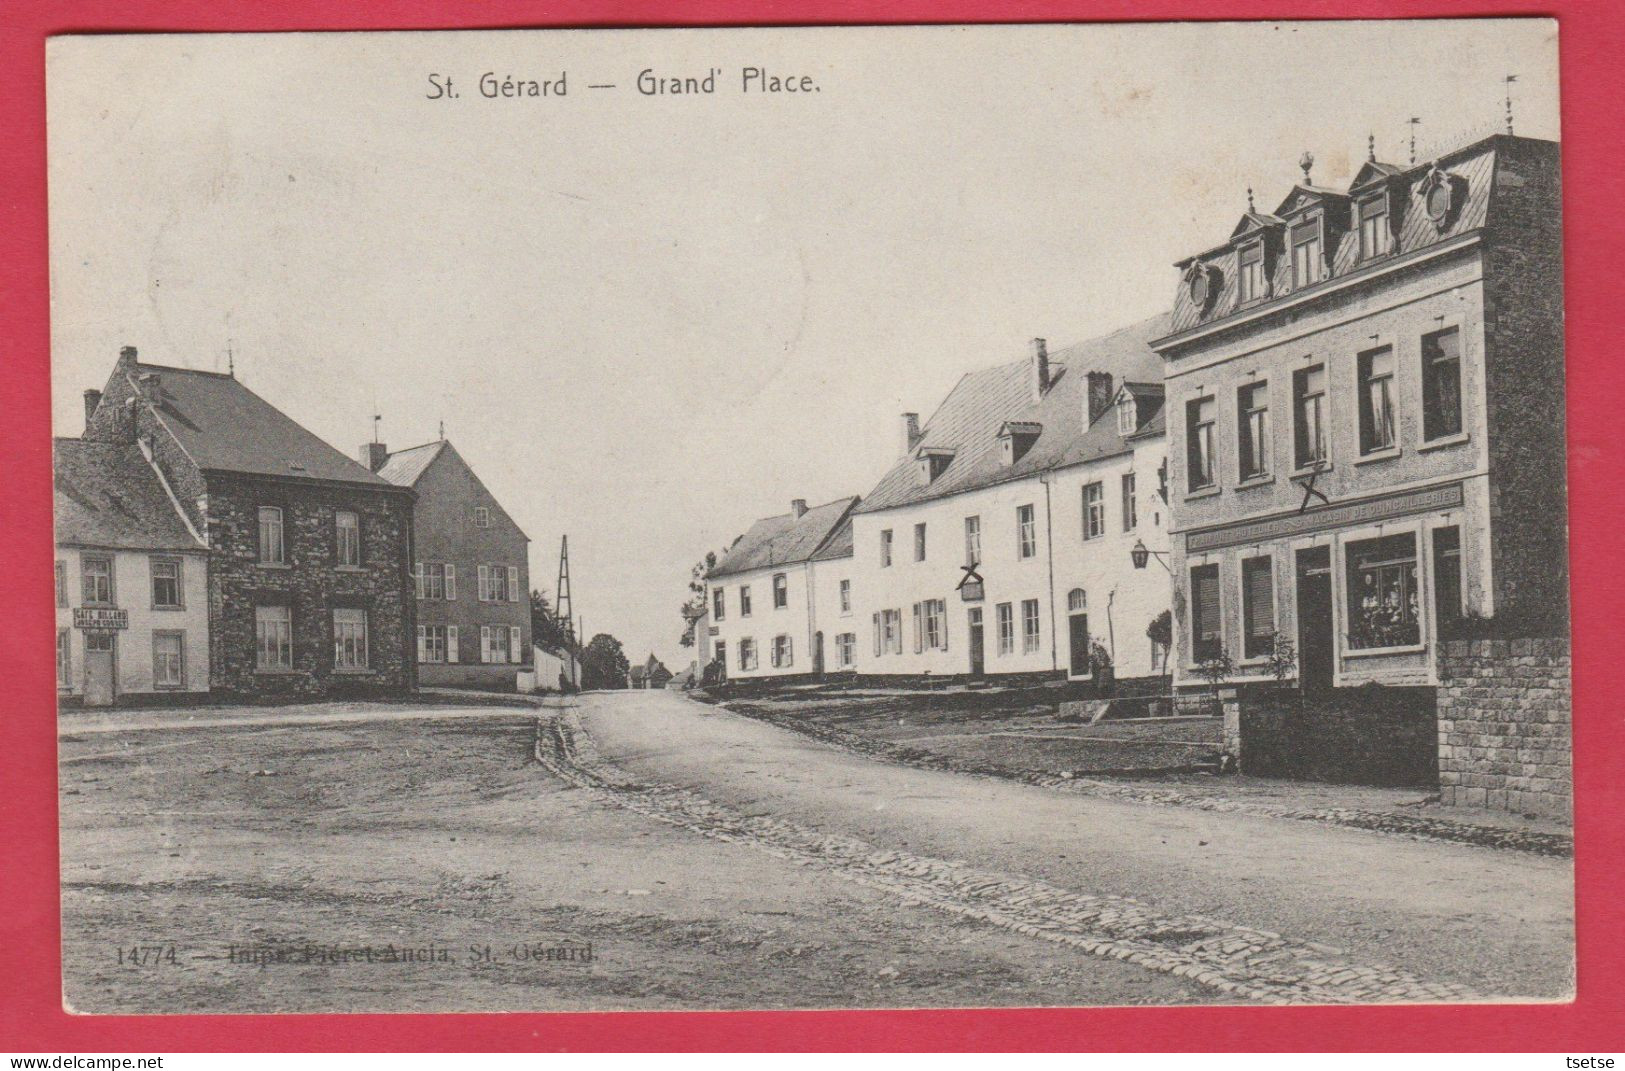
xmin=1194 ymin=567 xmax=1221 ymax=643
xmin=1245 ymin=559 xmax=1274 ymax=639
xmin=508 ymin=566 xmax=520 ymax=602
xmin=415 ymin=562 xmax=425 ymax=599
xmin=416 ymin=625 xmax=426 ymax=663
xmin=480 ymin=625 xmax=491 ymax=663
xmin=445 ymin=564 xmax=457 ymax=600
xmin=912 ymin=603 xmax=923 ymax=654
xmin=873 ymin=613 xmax=882 ymax=657
xmin=510 ymin=626 xmax=523 ymax=665
xmin=478 ymin=565 xmax=489 ymax=602
xmin=940 ymin=603 xmax=949 ymax=652
xmin=786 ymin=637 xmax=793 ymax=666
xmin=447 ymin=626 xmax=459 ymax=663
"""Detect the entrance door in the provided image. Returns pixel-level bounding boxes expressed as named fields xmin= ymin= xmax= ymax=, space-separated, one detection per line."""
xmin=1295 ymin=546 xmax=1334 ymax=692
xmin=967 ymin=607 xmax=985 ymax=677
xmin=813 ymin=631 xmax=825 ymax=676
xmin=83 ymin=631 xmax=116 ymax=707
xmin=1069 ymin=613 xmax=1091 ymax=677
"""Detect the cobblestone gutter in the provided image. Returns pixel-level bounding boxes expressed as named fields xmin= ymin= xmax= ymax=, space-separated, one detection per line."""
xmin=711 ymin=700 xmax=1570 ymax=859
xmin=534 ymin=708 xmax=1482 ymax=1006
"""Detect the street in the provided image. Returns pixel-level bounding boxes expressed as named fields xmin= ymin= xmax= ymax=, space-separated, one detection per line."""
xmin=58 ymin=691 xmax=1573 ymax=1012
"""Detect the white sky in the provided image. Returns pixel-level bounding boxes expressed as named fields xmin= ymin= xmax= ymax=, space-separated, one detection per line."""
xmin=47 ymin=21 xmax=1559 ymax=672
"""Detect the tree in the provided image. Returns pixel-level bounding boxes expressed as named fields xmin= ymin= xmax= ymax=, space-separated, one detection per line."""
xmin=530 ymin=588 xmax=575 ymax=653
xmin=1146 ymin=610 xmax=1173 ymax=675
xmin=678 ymin=549 xmax=723 ymax=648
xmin=579 ymin=633 xmax=631 ymax=691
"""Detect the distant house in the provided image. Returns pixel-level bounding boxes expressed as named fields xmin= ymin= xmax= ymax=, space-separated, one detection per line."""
xmin=631 ymin=654 xmax=673 ymax=690
xmin=77 ymin=347 xmax=417 ymax=700
xmin=54 ymin=438 xmax=211 ymax=705
xmin=705 ymin=496 xmax=860 ymax=681
xmin=370 ymin=438 xmax=531 ymax=690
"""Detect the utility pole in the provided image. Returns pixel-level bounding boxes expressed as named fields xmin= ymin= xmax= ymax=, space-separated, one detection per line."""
xmin=556 ymin=536 xmax=576 ymax=688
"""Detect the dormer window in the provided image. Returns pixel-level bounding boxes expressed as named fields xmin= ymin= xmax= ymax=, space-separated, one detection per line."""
xmin=998 ymin=422 xmax=1042 ymax=466
xmin=1238 ymin=241 xmax=1267 ymax=303
xmin=1117 ymin=393 xmax=1138 ymax=436
xmin=1419 ymin=166 xmax=1464 ymax=231
xmin=1290 ymin=216 xmax=1324 ymax=289
xmin=918 ymin=446 xmax=956 ymax=483
xmin=1358 ymin=194 xmax=1392 ymax=259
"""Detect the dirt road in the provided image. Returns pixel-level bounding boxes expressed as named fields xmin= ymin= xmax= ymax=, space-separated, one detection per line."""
xmin=574 ymin=689 xmax=1573 ymax=1001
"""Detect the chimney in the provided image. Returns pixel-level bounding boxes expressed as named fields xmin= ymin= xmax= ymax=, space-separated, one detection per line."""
xmin=360 ymin=442 xmax=390 ymax=472
xmin=138 ymin=371 xmax=162 ymax=403
xmin=1087 ymin=371 xmax=1114 ymax=427
xmin=83 ymin=389 xmax=102 ymax=427
xmin=790 ymin=498 xmax=808 ymax=519
xmin=900 ymin=412 xmax=922 ymax=457
xmin=1030 ymin=338 xmax=1050 ymax=400
xmin=117 ymin=345 xmax=138 ymax=374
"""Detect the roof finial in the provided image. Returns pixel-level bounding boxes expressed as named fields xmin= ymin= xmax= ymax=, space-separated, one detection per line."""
xmin=1246 ymin=186 xmax=1255 ymax=213
xmin=226 ymin=339 xmax=235 ymax=378
xmin=1505 ymin=73 xmax=1518 ymax=135
xmin=1408 ymin=117 xmax=1421 ymax=165
xmin=372 ymin=411 xmax=382 ymax=444
xmin=1298 ymin=151 xmax=1314 ymax=184
xmin=438 ymin=420 xmax=445 ymax=441
xmin=1368 ymin=133 xmax=1376 ymax=162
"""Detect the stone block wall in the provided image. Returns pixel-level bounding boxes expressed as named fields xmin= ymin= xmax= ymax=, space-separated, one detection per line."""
xmin=1232 ymin=684 xmax=1439 ymax=787
xmin=1437 ymin=637 xmax=1571 ymax=818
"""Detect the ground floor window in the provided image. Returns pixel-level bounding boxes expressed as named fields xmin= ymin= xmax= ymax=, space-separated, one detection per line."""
xmin=738 ymin=637 xmax=758 ymax=671
xmin=481 ymin=624 xmax=523 ymax=664
xmin=913 ymin=599 xmax=947 ymax=652
xmin=1189 ymin=563 xmax=1221 ymax=662
xmin=873 ymin=609 xmax=902 ymax=656
xmin=256 ymin=604 xmax=292 ymax=670
xmin=334 ymin=608 xmax=370 ymax=670
xmin=417 ymin=624 xmax=454 ymax=664
xmin=771 ymin=634 xmax=794 ymax=668
xmin=835 ymin=632 xmax=855 ymax=668
xmin=1021 ymin=599 xmax=1041 ymax=654
xmin=1433 ymin=526 xmax=1462 ymax=630
xmin=1241 ymin=556 xmax=1276 ymax=660
xmin=1345 ymin=531 xmax=1420 ymax=649
xmin=56 ymin=628 xmax=71 ymax=688
xmin=152 ymin=631 xmax=185 ymax=688
xmin=996 ymin=602 xmax=1014 ymax=655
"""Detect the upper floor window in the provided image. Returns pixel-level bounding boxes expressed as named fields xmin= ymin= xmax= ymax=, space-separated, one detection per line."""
xmin=81 ymin=556 xmax=113 ymax=606
xmin=1117 ymin=394 xmax=1138 ymax=436
xmin=1016 ymin=505 xmax=1037 ymax=559
xmin=1358 ymin=346 xmax=1397 ymax=455
xmin=740 ymin=585 xmax=753 ymax=617
xmin=913 ymin=523 xmax=927 ymax=563
xmin=963 ymin=515 xmax=981 ymax=566
xmin=474 ymin=506 xmax=491 ymax=528
xmin=712 ymin=586 xmax=725 ymax=621
xmin=335 ymin=510 xmax=360 ymax=567
xmin=1082 ymin=482 xmax=1105 ymax=540
xmin=1293 ymin=365 xmax=1328 ymax=469
xmin=1422 ymin=327 xmax=1463 ymax=441
xmin=1359 ymin=195 xmax=1392 ymax=259
xmin=1237 ymin=381 xmax=1271 ymax=480
xmin=1121 ymin=473 xmax=1138 ymax=532
xmin=150 ymin=558 xmax=182 ymax=609
xmin=55 ymin=561 xmax=67 ymax=608
xmin=1290 ymin=218 xmax=1324 ymax=289
xmin=416 ymin=561 xmax=456 ymax=600
xmin=839 ymin=578 xmax=851 ymax=614
xmin=258 ymin=506 xmax=285 ymax=564
xmin=1238 ymin=241 xmax=1266 ymax=303
xmin=772 ymin=573 xmax=788 ymax=608
xmin=1186 ymin=396 xmax=1216 ymax=491
xmin=880 ymin=529 xmax=893 ymax=568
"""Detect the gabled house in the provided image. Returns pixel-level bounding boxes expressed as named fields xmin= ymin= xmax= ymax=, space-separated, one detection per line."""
xmin=78 ymin=347 xmax=417 ymax=699
xmin=54 ymin=438 xmax=211 ymax=705
xmin=850 ymin=316 xmax=1172 ymax=682
xmin=705 ymin=496 xmax=860 ymax=681
xmin=371 ymin=437 xmax=532 ymax=690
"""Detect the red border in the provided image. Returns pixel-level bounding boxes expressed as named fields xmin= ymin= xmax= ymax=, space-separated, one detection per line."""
xmin=4 ymin=0 xmax=1623 ymax=1053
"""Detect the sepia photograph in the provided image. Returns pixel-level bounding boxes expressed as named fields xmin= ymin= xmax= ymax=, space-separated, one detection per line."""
xmin=45 ymin=20 xmax=1571 ymax=1016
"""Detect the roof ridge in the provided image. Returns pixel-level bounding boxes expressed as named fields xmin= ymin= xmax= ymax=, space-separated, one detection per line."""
xmin=135 ymin=361 xmax=234 ymax=378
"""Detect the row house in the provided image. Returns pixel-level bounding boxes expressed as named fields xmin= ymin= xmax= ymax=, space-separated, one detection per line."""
xmin=370 ymin=438 xmax=532 ymax=690
xmin=54 ymin=438 xmax=211 ymax=705
xmin=705 ymin=497 xmax=859 ymax=680
xmin=78 ymin=346 xmax=417 ymax=700
xmin=848 ymin=317 xmax=1173 ymax=683
xmin=1155 ymin=134 xmax=1563 ymax=690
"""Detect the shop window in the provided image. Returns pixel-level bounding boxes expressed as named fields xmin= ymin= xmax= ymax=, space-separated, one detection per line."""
xmin=1346 ymin=532 xmax=1420 ymax=649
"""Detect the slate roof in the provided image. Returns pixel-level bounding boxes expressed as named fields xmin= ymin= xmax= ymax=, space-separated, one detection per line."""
xmin=131 ymin=363 xmax=392 ymax=486
xmin=376 ymin=440 xmax=446 ymax=487
xmin=708 ymin=496 xmax=860 ymax=579
xmin=854 ymin=315 xmax=1166 ymax=516
xmin=54 ymin=438 xmax=203 ymax=551
xmin=811 ymin=518 xmax=854 ymax=562
xmin=1163 ymin=135 xmax=1556 ymax=340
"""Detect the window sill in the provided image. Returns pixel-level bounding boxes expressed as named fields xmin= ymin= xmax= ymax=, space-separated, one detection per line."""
xmin=256 ymin=562 xmax=292 ymax=570
xmin=153 ymin=683 xmax=188 ymax=691
xmin=1343 ymin=642 xmax=1426 ymax=659
xmin=151 ymin=605 xmax=186 ymax=613
xmin=335 ymin=565 xmax=366 ymax=573
xmin=1184 ymin=486 xmax=1221 ymax=502
xmin=1235 ymin=474 xmax=1275 ymax=490
xmin=1418 ymin=433 xmax=1471 ymax=453
xmin=1353 ymin=447 xmax=1402 ymax=467
xmin=254 ymin=668 xmax=299 ymax=676
xmin=333 ymin=668 xmax=375 ymax=675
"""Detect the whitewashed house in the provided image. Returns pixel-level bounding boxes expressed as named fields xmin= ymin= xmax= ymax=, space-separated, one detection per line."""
xmin=848 ymin=316 xmax=1173 ymax=683
xmin=705 ymin=497 xmax=859 ymax=681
